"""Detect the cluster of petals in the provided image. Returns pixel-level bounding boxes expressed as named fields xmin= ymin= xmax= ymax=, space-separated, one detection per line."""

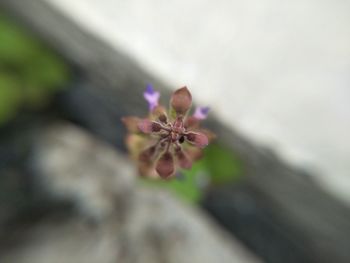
xmin=122 ymin=85 xmax=214 ymax=179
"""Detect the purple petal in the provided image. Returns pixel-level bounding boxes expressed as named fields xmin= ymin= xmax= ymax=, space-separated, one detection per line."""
xmin=193 ymin=106 xmax=210 ymax=120
xmin=143 ymin=84 xmax=160 ymax=111
xmin=145 ymin=83 xmax=155 ymax=95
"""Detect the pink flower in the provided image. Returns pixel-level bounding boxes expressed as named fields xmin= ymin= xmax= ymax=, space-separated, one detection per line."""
xmin=122 ymin=86 xmax=215 ymax=179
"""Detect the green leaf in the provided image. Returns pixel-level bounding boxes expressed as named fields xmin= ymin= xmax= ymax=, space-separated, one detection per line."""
xmin=0 ymin=13 xmax=70 ymax=123
xmin=203 ymin=143 xmax=242 ymax=184
xmin=0 ymin=74 xmax=22 ymax=124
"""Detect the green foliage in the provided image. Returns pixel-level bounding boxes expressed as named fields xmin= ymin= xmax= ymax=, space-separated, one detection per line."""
xmin=0 ymin=13 xmax=69 ymax=124
xmin=203 ymin=143 xmax=242 ymax=184
xmin=140 ymin=143 xmax=242 ymax=203
xmin=0 ymin=74 xmax=22 ymax=124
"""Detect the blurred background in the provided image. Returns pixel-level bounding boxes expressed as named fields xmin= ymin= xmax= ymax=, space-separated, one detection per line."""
xmin=0 ymin=0 xmax=349 ymax=262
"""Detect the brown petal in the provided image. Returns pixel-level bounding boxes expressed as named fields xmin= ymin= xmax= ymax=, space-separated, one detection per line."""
xmin=138 ymin=119 xmax=162 ymax=133
xmin=138 ymin=119 xmax=152 ymax=133
xmin=170 ymin=86 xmax=192 ymax=115
xmin=139 ymin=146 xmax=157 ymax=163
xmin=156 ymin=151 xmax=175 ymax=178
xmin=176 ymin=150 xmax=192 ymax=169
xmin=121 ymin=116 xmax=142 ymax=133
xmin=151 ymin=122 xmax=162 ymax=132
xmin=186 ymin=132 xmax=209 ymax=148
xmin=184 ymin=116 xmax=200 ymax=129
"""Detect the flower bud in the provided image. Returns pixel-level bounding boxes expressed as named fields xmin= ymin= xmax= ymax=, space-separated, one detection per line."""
xmin=170 ymin=86 xmax=192 ymax=115
xmin=156 ymin=151 xmax=175 ymax=178
xmin=158 ymin=114 xmax=167 ymax=123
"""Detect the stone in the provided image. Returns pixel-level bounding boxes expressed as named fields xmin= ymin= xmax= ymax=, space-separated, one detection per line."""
xmin=1 ymin=123 xmax=260 ymax=263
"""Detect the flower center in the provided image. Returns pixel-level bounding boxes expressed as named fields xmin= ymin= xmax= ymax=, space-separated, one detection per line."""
xmin=155 ymin=116 xmax=187 ymax=152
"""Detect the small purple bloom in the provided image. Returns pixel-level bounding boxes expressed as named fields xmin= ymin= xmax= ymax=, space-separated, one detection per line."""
xmin=143 ymin=84 xmax=160 ymax=111
xmin=193 ymin=106 xmax=210 ymax=120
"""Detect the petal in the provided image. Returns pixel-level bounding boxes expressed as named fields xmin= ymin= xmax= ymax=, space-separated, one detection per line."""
xmin=139 ymin=145 xmax=157 ymax=163
xmin=193 ymin=106 xmax=210 ymax=120
xmin=145 ymin=83 xmax=155 ymax=95
xmin=143 ymin=84 xmax=160 ymax=111
xmin=176 ymin=150 xmax=192 ymax=169
xmin=170 ymin=86 xmax=192 ymax=115
xmin=156 ymin=151 xmax=175 ymax=178
xmin=184 ymin=116 xmax=200 ymax=129
xmin=138 ymin=119 xmax=153 ymax=133
xmin=121 ymin=116 xmax=142 ymax=133
xmin=138 ymin=119 xmax=162 ymax=133
xmin=151 ymin=122 xmax=162 ymax=132
xmin=186 ymin=132 xmax=209 ymax=148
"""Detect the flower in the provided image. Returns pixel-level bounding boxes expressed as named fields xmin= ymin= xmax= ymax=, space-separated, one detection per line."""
xmin=122 ymin=85 xmax=215 ymax=179
xmin=143 ymin=84 xmax=160 ymax=111
xmin=193 ymin=106 xmax=210 ymax=120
